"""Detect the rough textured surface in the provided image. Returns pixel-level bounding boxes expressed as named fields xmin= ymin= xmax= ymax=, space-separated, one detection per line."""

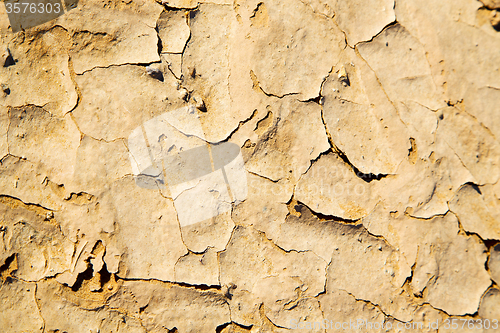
xmin=0 ymin=0 xmax=499 ymax=331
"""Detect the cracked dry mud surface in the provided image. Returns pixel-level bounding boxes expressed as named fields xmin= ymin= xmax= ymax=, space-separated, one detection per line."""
xmin=0 ymin=0 xmax=500 ymax=332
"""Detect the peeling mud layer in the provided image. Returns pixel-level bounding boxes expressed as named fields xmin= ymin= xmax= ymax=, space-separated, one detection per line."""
xmin=0 ymin=0 xmax=500 ymax=332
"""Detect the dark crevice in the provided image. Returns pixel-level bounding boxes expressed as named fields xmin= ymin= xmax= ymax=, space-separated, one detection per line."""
xmin=99 ymin=263 xmax=111 ymax=286
xmin=289 ymin=145 xmax=332 ymax=185
xmin=452 ymin=210 xmax=500 ymax=245
xmin=64 ymin=191 xmax=96 ymax=204
xmin=306 ymin=147 xmax=333 ymax=172
xmin=0 ymin=254 xmax=16 ymax=277
xmin=319 ymin=101 xmax=388 ymax=183
xmin=231 ymin=322 xmax=253 ymax=331
xmin=71 ymin=264 xmax=93 ymax=292
xmin=2 ymin=84 xmax=10 ymax=95
xmin=3 ymin=49 xmax=16 ymax=67
xmin=408 ymin=137 xmax=417 ymax=163
xmin=223 ymin=283 xmax=237 ymax=300
xmin=334 ymin=149 xmax=389 ymax=183
xmin=466 ymin=182 xmax=482 ymax=195
xmin=0 ymin=194 xmax=52 ymax=213
xmin=294 ymin=201 xmax=360 ymax=224
xmin=353 ymin=20 xmax=399 ymax=47
xmin=115 ymin=275 xmax=221 ymax=291
xmin=160 ymin=3 xmax=189 ymax=11
xmin=247 ymin=170 xmax=279 ymax=183
xmin=217 ymin=109 xmax=257 ymax=144
xmin=175 ymin=281 xmax=221 ymax=290
xmin=261 ymin=89 xmax=299 ymax=99
xmin=155 ymin=25 xmax=163 ymax=55
xmin=78 ymin=62 xmax=163 ymax=76
xmin=445 ymin=99 xmax=463 ymax=107
xmin=485 ymin=240 xmax=500 ymax=249
xmin=403 ymin=258 xmax=421 ymax=297
xmin=302 ymin=95 xmax=322 ymax=105
xmin=250 ymin=2 xmax=264 ymax=19
xmin=189 ymin=9 xmax=199 ymax=20
xmin=215 ymin=322 xmax=231 ymax=333
xmin=179 ymin=12 xmax=194 ymax=66
xmin=212 ymin=320 xmax=257 ymax=332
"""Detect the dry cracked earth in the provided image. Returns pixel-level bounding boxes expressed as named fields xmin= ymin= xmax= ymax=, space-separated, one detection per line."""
xmin=0 ymin=0 xmax=500 ymax=332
